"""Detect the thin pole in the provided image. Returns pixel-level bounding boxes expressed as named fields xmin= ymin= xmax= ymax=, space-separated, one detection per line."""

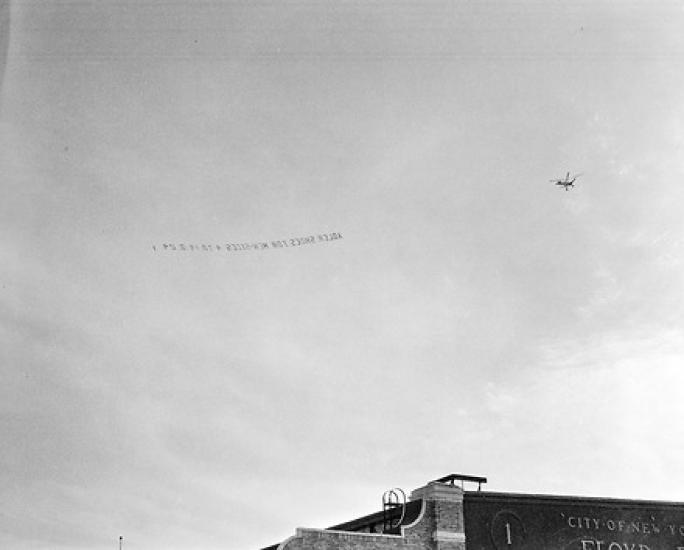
xmin=119 ymin=536 xmax=123 ymax=550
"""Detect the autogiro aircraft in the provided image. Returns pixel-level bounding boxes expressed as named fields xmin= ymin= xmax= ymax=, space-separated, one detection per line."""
xmin=551 ymin=172 xmax=582 ymax=191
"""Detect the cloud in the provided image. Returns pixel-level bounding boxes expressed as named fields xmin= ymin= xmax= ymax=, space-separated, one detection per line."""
xmin=479 ymin=327 xmax=684 ymax=497
xmin=3 ymin=2 xmax=684 ymax=549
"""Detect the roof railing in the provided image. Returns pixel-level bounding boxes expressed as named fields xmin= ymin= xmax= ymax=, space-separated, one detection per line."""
xmin=431 ymin=473 xmax=487 ymax=491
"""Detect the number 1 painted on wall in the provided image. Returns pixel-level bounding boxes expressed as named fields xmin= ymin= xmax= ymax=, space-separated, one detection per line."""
xmin=505 ymin=522 xmax=512 ymax=545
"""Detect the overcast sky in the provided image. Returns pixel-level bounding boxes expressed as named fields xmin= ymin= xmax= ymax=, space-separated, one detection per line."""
xmin=2 ymin=1 xmax=684 ymax=549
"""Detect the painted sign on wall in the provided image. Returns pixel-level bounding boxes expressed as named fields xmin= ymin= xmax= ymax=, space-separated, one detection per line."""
xmin=464 ymin=492 xmax=684 ymax=550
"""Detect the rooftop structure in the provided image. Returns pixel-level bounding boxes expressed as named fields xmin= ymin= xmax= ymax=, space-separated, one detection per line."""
xmin=260 ymin=474 xmax=684 ymax=550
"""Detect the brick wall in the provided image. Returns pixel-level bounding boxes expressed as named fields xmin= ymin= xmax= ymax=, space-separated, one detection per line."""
xmin=278 ymin=482 xmax=466 ymax=550
xmin=280 ymin=528 xmax=423 ymax=550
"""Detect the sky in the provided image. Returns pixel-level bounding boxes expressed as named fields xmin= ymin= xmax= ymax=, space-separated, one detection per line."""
xmin=1 ymin=1 xmax=684 ymax=549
